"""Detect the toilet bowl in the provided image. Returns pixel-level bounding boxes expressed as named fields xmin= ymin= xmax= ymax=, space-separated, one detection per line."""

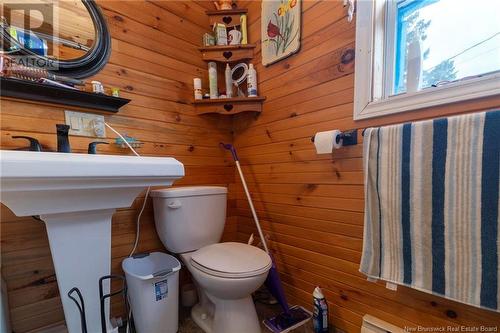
xmin=181 ymin=243 xmax=271 ymax=333
xmin=151 ymin=186 xmax=272 ymax=333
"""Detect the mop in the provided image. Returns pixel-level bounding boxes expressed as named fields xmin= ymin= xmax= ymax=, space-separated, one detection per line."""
xmin=220 ymin=143 xmax=312 ymax=333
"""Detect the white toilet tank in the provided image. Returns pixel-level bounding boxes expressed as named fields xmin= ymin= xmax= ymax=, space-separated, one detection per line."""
xmin=151 ymin=186 xmax=227 ymax=253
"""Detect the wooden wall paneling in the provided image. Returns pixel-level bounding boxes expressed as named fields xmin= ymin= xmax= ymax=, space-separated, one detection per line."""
xmin=191 ymin=1 xmax=215 ymax=11
xmin=110 ymin=38 xmax=205 ymax=78
xmin=233 ymin=0 xmax=500 ymax=331
xmin=2 ymin=0 xmax=499 ymax=331
xmin=102 ymin=9 xmax=204 ymax=68
xmin=268 ymin=248 xmax=500 ymax=328
xmin=98 ymin=1 xmax=207 ymax=46
xmin=0 ymin=1 xmax=237 ymax=331
xmin=152 ymin=1 xmax=210 ymax=29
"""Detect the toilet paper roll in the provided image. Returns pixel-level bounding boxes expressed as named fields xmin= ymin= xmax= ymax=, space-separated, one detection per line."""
xmin=314 ymin=130 xmax=342 ymax=154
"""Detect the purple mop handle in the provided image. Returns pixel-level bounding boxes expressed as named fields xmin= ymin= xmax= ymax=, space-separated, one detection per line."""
xmin=220 ymin=142 xmax=290 ymax=314
xmin=220 ymin=142 xmax=239 ymax=161
xmin=219 ymin=142 xmax=270 ymax=254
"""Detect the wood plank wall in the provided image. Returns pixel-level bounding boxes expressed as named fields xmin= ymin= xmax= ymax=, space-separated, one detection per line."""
xmin=0 ymin=1 xmax=237 ymax=331
xmin=232 ymin=0 xmax=500 ymax=331
xmin=2 ymin=1 xmax=500 ymax=332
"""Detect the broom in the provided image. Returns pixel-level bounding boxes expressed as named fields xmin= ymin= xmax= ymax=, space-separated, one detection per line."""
xmin=220 ymin=143 xmax=312 ymax=333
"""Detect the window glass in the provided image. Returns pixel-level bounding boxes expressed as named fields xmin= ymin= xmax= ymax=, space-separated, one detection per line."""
xmin=392 ymin=0 xmax=500 ymax=95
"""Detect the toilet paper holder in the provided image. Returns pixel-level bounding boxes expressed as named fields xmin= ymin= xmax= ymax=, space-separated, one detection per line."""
xmin=310 ymin=129 xmax=358 ymax=146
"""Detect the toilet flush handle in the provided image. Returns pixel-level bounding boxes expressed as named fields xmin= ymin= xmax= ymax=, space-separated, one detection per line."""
xmin=167 ymin=200 xmax=182 ymax=209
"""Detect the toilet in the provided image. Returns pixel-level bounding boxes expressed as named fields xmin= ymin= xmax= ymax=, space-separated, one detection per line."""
xmin=151 ymin=186 xmax=272 ymax=333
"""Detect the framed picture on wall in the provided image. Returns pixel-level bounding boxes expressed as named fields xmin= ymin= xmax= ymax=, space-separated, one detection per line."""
xmin=261 ymin=0 xmax=302 ymax=66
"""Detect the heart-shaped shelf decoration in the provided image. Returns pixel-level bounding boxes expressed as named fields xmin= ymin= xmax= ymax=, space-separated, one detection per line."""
xmin=223 ymin=104 xmax=234 ymax=112
xmin=222 ymin=16 xmax=232 ymax=24
xmin=223 ymin=51 xmax=233 ymax=59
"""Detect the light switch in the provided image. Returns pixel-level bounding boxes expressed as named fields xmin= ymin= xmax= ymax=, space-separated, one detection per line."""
xmin=69 ymin=116 xmax=80 ymax=130
xmin=82 ymin=118 xmax=92 ymax=130
xmin=65 ymin=110 xmax=106 ymax=138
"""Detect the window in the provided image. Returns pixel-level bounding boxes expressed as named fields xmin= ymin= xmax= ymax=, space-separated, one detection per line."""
xmin=354 ymin=0 xmax=500 ymax=120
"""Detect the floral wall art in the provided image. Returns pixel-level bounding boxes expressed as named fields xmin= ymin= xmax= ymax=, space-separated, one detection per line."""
xmin=261 ymin=0 xmax=302 ymax=66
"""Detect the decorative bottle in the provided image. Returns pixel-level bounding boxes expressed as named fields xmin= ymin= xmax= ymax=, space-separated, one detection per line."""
xmin=247 ymin=63 xmax=258 ymax=97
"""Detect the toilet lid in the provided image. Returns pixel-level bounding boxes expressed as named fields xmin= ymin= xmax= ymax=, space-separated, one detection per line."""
xmin=190 ymin=242 xmax=272 ymax=278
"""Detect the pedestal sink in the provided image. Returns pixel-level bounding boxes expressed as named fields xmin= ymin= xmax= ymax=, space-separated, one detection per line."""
xmin=0 ymin=150 xmax=184 ymax=333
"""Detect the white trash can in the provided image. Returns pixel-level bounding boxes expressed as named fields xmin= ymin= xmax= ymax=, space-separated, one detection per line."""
xmin=122 ymin=252 xmax=181 ymax=333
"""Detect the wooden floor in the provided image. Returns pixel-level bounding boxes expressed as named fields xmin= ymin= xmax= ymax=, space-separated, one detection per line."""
xmin=21 ymin=301 xmax=314 ymax=333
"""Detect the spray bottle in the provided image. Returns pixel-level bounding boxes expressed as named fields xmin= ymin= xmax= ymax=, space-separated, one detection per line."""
xmin=313 ymin=286 xmax=328 ymax=333
xmin=247 ymin=63 xmax=258 ymax=97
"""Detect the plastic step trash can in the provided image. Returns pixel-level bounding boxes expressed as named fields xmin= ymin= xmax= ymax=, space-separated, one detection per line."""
xmin=122 ymin=252 xmax=181 ymax=333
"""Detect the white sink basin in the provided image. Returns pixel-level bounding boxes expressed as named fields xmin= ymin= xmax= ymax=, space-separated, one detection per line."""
xmin=0 ymin=151 xmax=184 ymax=333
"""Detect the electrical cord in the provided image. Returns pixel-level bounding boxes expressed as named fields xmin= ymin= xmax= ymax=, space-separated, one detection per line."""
xmin=103 ymin=122 xmax=149 ymax=258
xmin=129 ymin=185 xmax=150 ymax=257
xmin=104 ymin=122 xmax=140 ymax=157
xmin=104 ymin=122 xmax=149 ymax=333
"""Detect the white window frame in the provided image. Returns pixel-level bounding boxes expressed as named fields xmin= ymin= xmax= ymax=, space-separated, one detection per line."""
xmin=353 ymin=0 xmax=500 ymax=121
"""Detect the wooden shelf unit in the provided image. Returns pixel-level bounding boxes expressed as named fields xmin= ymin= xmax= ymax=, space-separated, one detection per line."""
xmin=205 ymin=9 xmax=248 ymax=27
xmin=199 ymin=44 xmax=255 ymax=62
xmin=194 ymin=7 xmax=262 ymax=115
xmin=193 ymin=96 xmax=265 ymax=115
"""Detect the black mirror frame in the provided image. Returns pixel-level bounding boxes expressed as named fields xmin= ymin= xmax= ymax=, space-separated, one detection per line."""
xmin=0 ymin=0 xmax=111 ymax=79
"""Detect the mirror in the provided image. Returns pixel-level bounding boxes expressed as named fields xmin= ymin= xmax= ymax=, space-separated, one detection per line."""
xmin=0 ymin=0 xmax=111 ymax=78
xmin=4 ymin=1 xmax=95 ymax=60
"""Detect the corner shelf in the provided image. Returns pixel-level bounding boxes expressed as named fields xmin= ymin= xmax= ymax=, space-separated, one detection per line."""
xmin=193 ymin=96 xmax=265 ymax=115
xmin=205 ymin=9 xmax=248 ymax=27
xmin=199 ymin=44 xmax=256 ymax=62
xmin=0 ymin=77 xmax=130 ymax=113
xmin=205 ymin=9 xmax=248 ymax=15
xmin=195 ymin=7 xmax=261 ymax=116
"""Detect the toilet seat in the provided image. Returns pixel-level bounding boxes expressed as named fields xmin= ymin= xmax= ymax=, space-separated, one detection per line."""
xmin=190 ymin=242 xmax=272 ymax=279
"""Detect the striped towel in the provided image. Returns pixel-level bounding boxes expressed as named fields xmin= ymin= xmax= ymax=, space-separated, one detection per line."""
xmin=360 ymin=110 xmax=500 ymax=312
